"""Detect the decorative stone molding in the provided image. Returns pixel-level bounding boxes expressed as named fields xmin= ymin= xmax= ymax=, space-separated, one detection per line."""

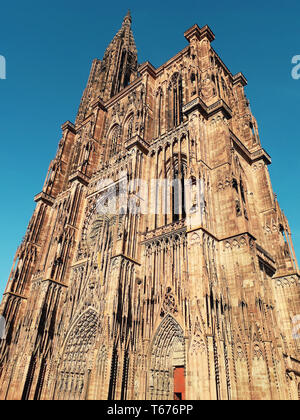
xmin=183 ymin=96 xmax=232 ymax=120
xmin=68 ymin=170 xmax=90 ymax=186
xmin=161 ymin=287 xmax=178 ymax=316
xmin=274 ymin=275 xmax=300 ymax=288
xmin=142 ymin=219 xmax=186 ymax=243
xmin=34 ymin=192 xmax=55 ymax=206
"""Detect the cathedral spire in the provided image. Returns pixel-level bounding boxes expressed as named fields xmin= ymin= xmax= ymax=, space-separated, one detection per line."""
xmin=100 ymin=10 xmax=138 ymax=101
xmin=123 ymin=10 xmax=132 ymax=25
xmin=76 ymin=12 xmax=138 ymax=123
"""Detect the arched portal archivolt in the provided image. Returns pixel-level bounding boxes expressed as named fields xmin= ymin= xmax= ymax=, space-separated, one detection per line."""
xmin=148 ymin=315 xmax=185 ymax=400
xmin=54 ymin=309 xmax=99 ymax=400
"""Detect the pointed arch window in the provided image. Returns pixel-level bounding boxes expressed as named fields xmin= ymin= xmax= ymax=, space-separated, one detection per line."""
xmin=168 ymin=73 xmax=183 ymax=129
xmin=240 ymin=179 xmax=246 ymax=204
xmin=190 ymin=72 xmax=196 ymax=96
xmin=109 ymin=125 xmax=121 ymax=158
xmin=156 ymin=88 xmax=163 ymax=137
xmin=165 ymin=152 xmax=187 ymax=223
xmin=221 ymin=77 xmax=227 ymax=94
xmin=126 ymin=115 xmax=134 ymax=140
xmin=211 ymin=74 xmax=217 ymax=96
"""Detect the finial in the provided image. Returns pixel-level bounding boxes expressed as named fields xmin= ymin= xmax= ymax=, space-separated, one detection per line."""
xmin=123 ymin=10 xmax=132 ymax=24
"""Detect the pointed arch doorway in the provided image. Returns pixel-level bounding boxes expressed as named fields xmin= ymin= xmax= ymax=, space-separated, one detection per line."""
xmin=148 ymin=315 xmax=186 ymax=400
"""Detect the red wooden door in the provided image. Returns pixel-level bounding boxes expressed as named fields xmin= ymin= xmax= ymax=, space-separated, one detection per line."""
xmin=173 ymin=367 xmax=185 ymax=400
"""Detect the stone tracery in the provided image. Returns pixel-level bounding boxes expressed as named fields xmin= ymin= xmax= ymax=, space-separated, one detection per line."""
xmin=55 ymin=309 xmax=99 ymax=400
xmin=148 ymin=315 xmax=185 ymax=400
xmin=0 ymin=14 xmax=299 ymax=402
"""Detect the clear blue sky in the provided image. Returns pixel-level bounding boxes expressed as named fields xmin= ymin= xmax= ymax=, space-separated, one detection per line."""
xmin=0 ymin=0 xmax=299 ymax=297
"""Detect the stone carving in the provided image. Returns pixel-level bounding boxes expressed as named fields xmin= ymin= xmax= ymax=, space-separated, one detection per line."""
xmin=1 ymin=15 xmax=300 ymax=403
xmin=55 ymin=309 xmax=99 ymax=400
xmin=275 ymin=275 xmax=300 ymax=288
xmin=149 ymin=315 xmax=184 ymax=400
xmin=162 ymin=287 xmax=178 ymax=316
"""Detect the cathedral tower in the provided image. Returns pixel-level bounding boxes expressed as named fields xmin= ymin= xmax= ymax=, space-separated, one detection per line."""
xmin=76 ymin=10 xmax=138 ymax=123
xmin=0 ymin=14 xmax=300 ymax=401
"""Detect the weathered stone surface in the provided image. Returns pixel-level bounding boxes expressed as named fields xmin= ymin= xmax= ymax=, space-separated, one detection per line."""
xmin=0 ymin=13 xmax=299 ymax=401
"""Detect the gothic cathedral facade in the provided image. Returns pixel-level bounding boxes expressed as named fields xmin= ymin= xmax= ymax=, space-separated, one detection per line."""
xmin=0 ymin=12 xmax=300 ymax=400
